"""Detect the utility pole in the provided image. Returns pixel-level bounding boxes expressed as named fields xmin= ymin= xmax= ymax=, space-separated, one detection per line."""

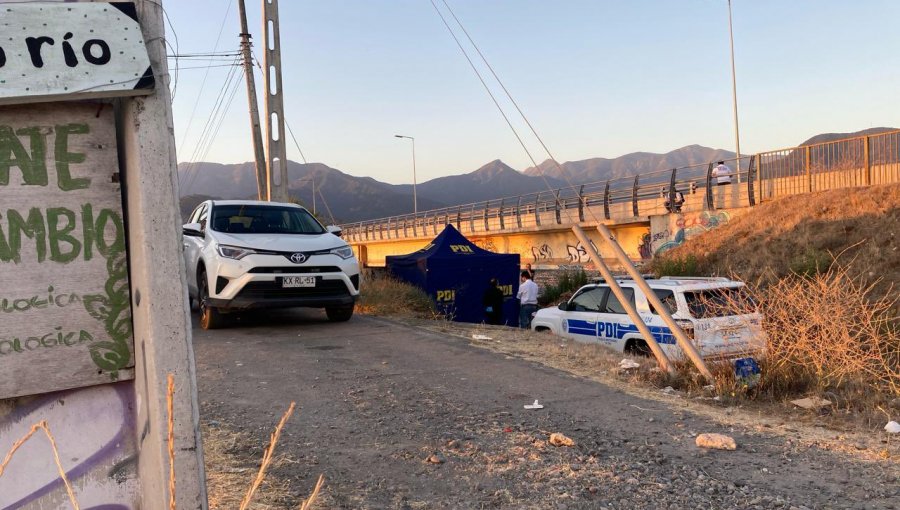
xmin=237 ymin=0 xmax=268 ymax=200
xmin=262 ymin=0 xmax=289 ymax=202
xmin=727 ymin=0 xmax=742 ymax=182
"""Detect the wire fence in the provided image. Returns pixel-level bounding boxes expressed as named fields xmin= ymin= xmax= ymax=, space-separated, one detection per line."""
xmin=344 ymin=130 xmax=900 ymax=242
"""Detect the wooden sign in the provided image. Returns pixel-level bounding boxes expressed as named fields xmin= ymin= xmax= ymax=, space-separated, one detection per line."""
xmin=0 ymin=102 xmax=134 ymax=399
xmin=0 ymin=2 xmax=153 ymax=106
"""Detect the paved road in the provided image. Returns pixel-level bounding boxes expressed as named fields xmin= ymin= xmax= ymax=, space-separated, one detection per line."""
xmin=193 ymin=310 xmax=898 ymax=509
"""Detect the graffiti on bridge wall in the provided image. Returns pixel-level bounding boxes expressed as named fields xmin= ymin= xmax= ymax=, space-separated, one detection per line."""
xmin=473 ymin=238 xmax=498 ymax=253
xmin=653 ymin=211 xmax=731 ymax=255
xmin=638 ymin=234 xmax=652 ymax=259
xmin=531 ymin=243 xmax=553 ymax=261
xmin=566 ymin=240 xmax=598 ymax=263
xmin=0 ymin=383 xmax=138 ymax=509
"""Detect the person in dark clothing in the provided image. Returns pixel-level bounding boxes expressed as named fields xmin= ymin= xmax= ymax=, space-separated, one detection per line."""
xmin=482 ymin=278 xmax=505 ymax=325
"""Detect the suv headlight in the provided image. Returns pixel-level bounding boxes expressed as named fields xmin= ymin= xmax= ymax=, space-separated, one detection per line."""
xmin=217 ymin=245 xmax=256 ymax=260
xmin=329 ymin=245 xmax=354 ymax=260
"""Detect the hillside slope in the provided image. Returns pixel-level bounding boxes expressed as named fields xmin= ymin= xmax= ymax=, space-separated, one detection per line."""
xmin=654 ymin=184 xmax=900 ymax=306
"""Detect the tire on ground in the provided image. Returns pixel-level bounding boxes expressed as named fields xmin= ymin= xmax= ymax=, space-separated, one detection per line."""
xmin=625 ymin=339 xmax=652 ymax=357
xmin=199 ymin=269 xmax=226 ymax=330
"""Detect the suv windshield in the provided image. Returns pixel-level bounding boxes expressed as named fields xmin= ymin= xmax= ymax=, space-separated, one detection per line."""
xmin=210 ymin=205 xmax=326 ymax=235
xmin=683 ymin=286 xmax=756 ymax=319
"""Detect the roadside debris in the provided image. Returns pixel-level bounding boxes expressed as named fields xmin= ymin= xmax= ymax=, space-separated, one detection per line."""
xmin=660 ymin=386 xmax=678 ymax=396
xmin=472 ymin=334 xmax=493 ymax=340
xmin=695 ymin=433 xmax=737 ymax=451
xmin=524 ymin=399 xmax=544 ymax=410
xmin=619 ymin=358 xmax=640 ymax=370
xmin=426 ymin=452 xmax=446 ymax=464
xmin=790 ymin=397 xmax=832 ymax=410
xmin=885 ymin=421 xmax=900 ymax=434
xmin=733 ymin=357 xmax=761 ymax=388
xmin=549 ymin=433 xmax=575 ymax=447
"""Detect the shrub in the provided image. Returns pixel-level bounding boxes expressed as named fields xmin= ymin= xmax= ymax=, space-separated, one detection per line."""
xmin=539 ymin=268 xmax=589 ymax=306
xmin=356 ymin=271 xmax=437 ymax=319
xmin=752 ymin=265 xmax=900 ymax=400
xmin=788 ymin=248 xmax=833 ymax=277
xmin=648 ymin=253 xmax=704 ymax=277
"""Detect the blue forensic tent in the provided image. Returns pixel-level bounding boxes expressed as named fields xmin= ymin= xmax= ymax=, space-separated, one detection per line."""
xmin=386 ymin=224 xmax=520 ymax=324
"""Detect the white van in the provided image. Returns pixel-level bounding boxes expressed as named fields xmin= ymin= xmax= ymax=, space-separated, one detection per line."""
xmin=530 ymin=277 xmax=765 ymax=359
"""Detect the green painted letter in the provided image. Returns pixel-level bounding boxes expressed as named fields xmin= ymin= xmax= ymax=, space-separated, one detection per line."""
xmin=48 ymin=207 xmax=81 ymax=263
xmin=0 ymin=126 xmax=49 ymax=186
xmin=54 ymin=123 xmax=90 ymax=191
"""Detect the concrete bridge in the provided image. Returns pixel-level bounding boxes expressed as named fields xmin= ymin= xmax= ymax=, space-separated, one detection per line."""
xmin=345 ymin=130 xmax=899 ymax=270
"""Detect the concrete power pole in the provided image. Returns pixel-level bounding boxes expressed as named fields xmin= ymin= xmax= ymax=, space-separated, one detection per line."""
xmin=727 ymin=0 xmax=742 ymax=181
xmin=238 ymin=0 xmax=269 ymax=201
xmin=262 ymin=0 xmax=289 ymax=202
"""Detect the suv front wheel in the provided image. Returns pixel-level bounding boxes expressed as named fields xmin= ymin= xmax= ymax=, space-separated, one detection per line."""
xmin=325 ymin=304 xmax=354 ymax=322
xmin=199 ymin=269 xmax=226 ymax=330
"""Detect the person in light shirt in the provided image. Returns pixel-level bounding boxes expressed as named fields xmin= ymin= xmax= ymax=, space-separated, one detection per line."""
xmin=517 ymin=270 xmax=539 ymax=329
xmin=712 ymin=161 xmax=733 ymax=185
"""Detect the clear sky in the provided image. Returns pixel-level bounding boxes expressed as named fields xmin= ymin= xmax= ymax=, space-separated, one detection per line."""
xmin=168 ymin=0 xmax=900 ymax=184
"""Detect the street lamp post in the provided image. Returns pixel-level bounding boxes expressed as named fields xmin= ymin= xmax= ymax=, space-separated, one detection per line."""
xmin=727 ymin=0 xmax=742 ymax=182
xmin=394 ymin=134 xmax=417 ymax=215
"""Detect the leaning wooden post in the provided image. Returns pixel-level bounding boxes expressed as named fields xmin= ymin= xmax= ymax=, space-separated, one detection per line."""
xmin=570 ymin=226 xmax=676 ymax=376
xmin=593 ymin=223 xmax=714 ymax=381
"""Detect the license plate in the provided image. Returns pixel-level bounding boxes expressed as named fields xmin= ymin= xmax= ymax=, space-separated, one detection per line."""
xmin=719 ymin=327 xmax=742 ymax=340
xmin=282 ymin=276 xmax=316 ymax=288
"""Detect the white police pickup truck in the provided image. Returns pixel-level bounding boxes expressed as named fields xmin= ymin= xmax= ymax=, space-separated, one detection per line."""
xmin=531 ymin=277 xmax=765 ymax=359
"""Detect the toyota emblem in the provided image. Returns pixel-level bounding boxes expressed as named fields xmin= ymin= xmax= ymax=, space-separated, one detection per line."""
xmin=289 ymin=252 xmax=307 ymax=264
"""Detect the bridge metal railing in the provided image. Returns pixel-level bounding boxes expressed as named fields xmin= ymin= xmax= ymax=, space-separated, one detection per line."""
xmin=345 ymin=130 xmax=900 ymax=242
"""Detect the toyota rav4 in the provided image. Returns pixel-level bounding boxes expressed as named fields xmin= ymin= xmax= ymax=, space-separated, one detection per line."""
xmin=182 ymin=200 xmax=360 ymax=329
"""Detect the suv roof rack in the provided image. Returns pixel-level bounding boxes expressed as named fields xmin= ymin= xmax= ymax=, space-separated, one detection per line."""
xmin=592 ymin=274 xmax=656 ymax=283
xmin=658 ymin=276 xmax=730 ymax=282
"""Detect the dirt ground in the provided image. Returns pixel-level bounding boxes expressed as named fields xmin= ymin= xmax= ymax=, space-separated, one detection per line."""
xmin=194 ymin=310 xmax=900 ymax=509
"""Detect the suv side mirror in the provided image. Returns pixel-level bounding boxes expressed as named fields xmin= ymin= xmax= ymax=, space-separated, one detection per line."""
xmin=558 ymin=302 xmax=569 ymax=311
xmin=326 ymin=225 xmax=343 ymax=237
xmin=183 ymin=222 xmax=204 ymax=238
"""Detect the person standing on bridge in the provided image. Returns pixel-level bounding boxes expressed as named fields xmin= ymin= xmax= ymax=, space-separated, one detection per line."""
xmin=517 ymin=271 xmax=539 ymax=329
xmin=712 ymin=161 xmax=733 ymax=186
xmin=712 ymin=161 xmax=734 ymax=209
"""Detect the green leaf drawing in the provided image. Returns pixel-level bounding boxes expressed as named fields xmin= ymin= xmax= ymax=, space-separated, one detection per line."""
xmin=83 ymin=222 xmax=132 ymax=374
xmin=83 ymin=295 xmax=111 ymax=322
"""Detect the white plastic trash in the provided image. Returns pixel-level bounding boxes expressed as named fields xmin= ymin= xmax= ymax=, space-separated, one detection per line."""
xmin=885 ymin=421 xmax=900 ymax=434
xmin=619 ymin=359 xmax=640 ymax=370
xmin=524 ymin=399 xmax=544 ymax=410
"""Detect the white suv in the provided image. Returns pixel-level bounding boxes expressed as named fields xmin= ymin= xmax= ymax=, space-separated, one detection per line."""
xmin=531 ymin=277 xmax=765 ymax=359
xmin=182 ymin=200 xmax=360 ymax=329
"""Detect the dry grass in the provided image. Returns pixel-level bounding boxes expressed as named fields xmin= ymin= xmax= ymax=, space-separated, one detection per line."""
xmin=203 ymin=422 xmax=325 ymax=510
xmin=745 ymin=265 xmax=899 ymax=405
xmin=356 ymin=271 xmax=439 ymax=319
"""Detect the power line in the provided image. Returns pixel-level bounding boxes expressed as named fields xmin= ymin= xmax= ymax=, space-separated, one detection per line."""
xmin=176 ymin=0 xmax=235 ymax=158
xmin=428 ymin=1 xmax=542 ymax=180
xmin=180 ymin=56 xmax=243 ymax=193
xmin=434 ymin=0 xmax=590 ymax=226
xmin=182 ymin=61 xmax=243 ymax=193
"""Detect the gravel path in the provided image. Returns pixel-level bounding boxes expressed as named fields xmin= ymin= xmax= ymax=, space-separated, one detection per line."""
xmin=194 ymin=311 xmax=899 ymax=509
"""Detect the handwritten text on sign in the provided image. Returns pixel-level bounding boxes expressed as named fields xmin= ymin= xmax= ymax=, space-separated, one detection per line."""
xmin=0 ymin=2 xmax=153 ymax=105
xmin=0 ymin=102 xmax=134 ymax=399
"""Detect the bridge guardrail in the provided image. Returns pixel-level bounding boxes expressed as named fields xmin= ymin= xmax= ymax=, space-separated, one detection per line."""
xmin=345 ymin=130 xmax=900 ymax=242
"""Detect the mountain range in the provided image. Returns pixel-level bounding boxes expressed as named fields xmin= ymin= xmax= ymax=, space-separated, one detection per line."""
xmin=178 ymin=127 xmax=896 ymax=223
